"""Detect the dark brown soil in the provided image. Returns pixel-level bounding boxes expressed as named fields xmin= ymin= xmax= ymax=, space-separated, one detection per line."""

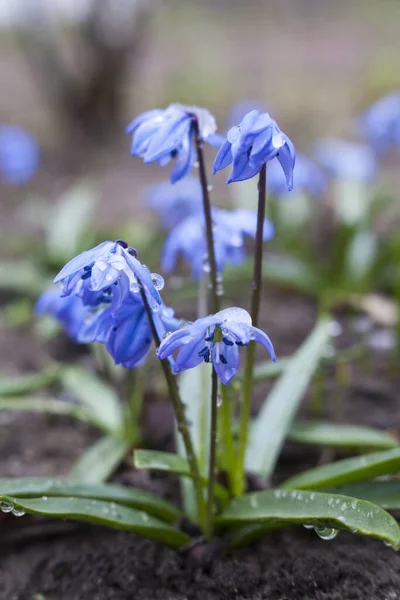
xmin=1 ymin=292 xmax=400 ymax=600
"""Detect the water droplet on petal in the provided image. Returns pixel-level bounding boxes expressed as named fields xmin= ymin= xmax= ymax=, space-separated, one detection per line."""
xmin=207 ymin=184 xmax=213 ymax=192
xmin=216 ymin=394 xmax=222 ymax=407
xmin=314 ymin=526 xmax=338 ymax=540
xmin=151 ymin=273 xmax=165 ymax=291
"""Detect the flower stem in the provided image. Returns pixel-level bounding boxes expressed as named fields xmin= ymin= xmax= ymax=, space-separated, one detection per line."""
xmin=220 ymin=384 xmax=236 ymax=494
xmin=139 ymin=287 xmax=207 ymax=529
xmin=234 ymin=164 xmax=267 ymax=496
xmin=205 ymin=368 xmax=219 ymax=540
xmin=192 ymin=119 xmax=221 ymax=314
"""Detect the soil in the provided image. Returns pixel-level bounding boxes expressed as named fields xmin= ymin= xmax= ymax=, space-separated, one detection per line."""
xmin=1 ymin=292 xmax=400 ymax=600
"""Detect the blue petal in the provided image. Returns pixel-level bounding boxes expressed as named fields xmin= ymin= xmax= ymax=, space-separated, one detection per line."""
xmin=53 ymin=241 xmax=115 ymax=284
xmin=252 ymin=327 xmax=276 ymax=362
xmin=125 ymin=109 xmax=164 ymax=134
xmin=170 ymin=136 xmax=195 ymax=183
xmin=131 ymin=120 xmax=163 ymax=156
xmin=161 ymin=231 xmax=181 ymax=273
xmin=174 ymin=337 xmax=206 ymax=372
xmin=213 ymin=139 xmax=233 ymax=174
xmin=248 ymin=128 xmax=275 ymax=165
xmin=212 ymin=343 xmax=240 ymax=385
xmin=276 ymin=137 xmax=296 ymax=191
xmin=206 ymin=132 xmax=225 ymax=149
xmin=227 ymin=152 xmax=261 ymax=183
xmin=144 ymin=115 xmax=190 ymax=164
xmin=107 ymin=311 xmax=151 ymax=367
xmin=157 ymin=328 xmax=192 ymax=359
xmin=122 ymin=250 xmax=161 ymax=304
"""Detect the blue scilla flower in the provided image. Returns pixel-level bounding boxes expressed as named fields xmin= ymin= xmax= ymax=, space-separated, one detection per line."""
xmin=0 ymin=125 xmax=39 ymax=185
xmin=146 ymin=176 xmax=203 ymax=230
xmin=80 ymin=293 xmax=180 ymax=368
xmin=35 ymin=288 xmax=90 ymax=341
xmin=213 ymin=110 xmax=296 ymax=188
xmin=54 ymin=240 xmax=161 ymax=307
xmin=158 ymin=307 xmax=275 ymax=385
xmin=268 ymin=153 xmax=326 ymax=198
xmin=161 ymin=208 xmax=274 ymax=279
xmin=359 ymin=92 xmax=400 ymax=153
xmin=313 ymin=139 xmax=377 ymax=182
xmin=126 ymin=104 xmax=223 ymax=183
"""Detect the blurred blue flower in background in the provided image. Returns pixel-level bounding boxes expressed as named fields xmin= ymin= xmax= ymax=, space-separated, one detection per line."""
xmin=161 ymin=208 xmax=274 ymax=278
xmin=35 ymin=288 xmax=90 ymax=341
xmin=158 ymin=306 xmax=275 ymax=385
xmin=228 ymin=100 xmax=266 ymax=128
xmin=126 ymin=103 xmax=222 ymax=183
xmin=213 ymin=110 xmax=296 ymax=187
xmin=146 ymin=176 xmax=203 ymax=230
xmin=359 ymin=92 xmax=400 ymax=153
xmin=313 ymin=138 xmax=377 ymax=181
xmin=268 ymin=153 xmax=326 ymax=198
xmin=54 ymin=240 xmax=161 ymax=306
xmin=0 ymin=125 xmax=40 ymax=185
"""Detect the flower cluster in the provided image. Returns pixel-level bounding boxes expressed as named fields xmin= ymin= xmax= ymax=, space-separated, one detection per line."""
xmin=359 ymin=92 xmax=400 ymax=154
xmin=126 ymin=104 xmax=223 ymax=183
xmin=268 ymin=153 xmax=326 ymax=198
xmin=161 ymin=207 xmax=274 ymax=278
xmin=313 ymin=138 xmax=377 ymax=182
xmin=146 ymin=176 xmax=203 ymax=230
xmin=37 ymin=240 xmax=180 ymax=368
xmin=0 ymin=125 xmax=39 ymax=185
xmin=158 ymin=307 xmax=275 ymax=385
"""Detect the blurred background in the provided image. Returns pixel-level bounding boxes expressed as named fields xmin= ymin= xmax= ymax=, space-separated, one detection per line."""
xmin=2 ymin=0 xmax=400 ymax=229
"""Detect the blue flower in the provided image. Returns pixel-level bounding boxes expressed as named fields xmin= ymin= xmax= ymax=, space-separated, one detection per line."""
xmin=313 ymin=139 xmax=377 ymax=182
xmin=157 ymin=307 xmax=275 ymax=385
xmin=228 ymin=100 xmax=266 ymax=128
xmin=53 ymin=240 xmax=161 ymax=307
xmin=0 ymin=125 xmax=39 ymax=185
xmin=35 ymin=288 xmax=90 ymax=341
xmin=126 ymin=104 xmax=223 ymax=183
xmin=359 ymin=92 xmax=400 ymax=153
xmin=80 ymin=293 xmax=180 ymax=368
xmin=161 ymin=208 xmax=274 ymax=278
xmin=213 ymin=110 xmax=296 ymax=188
xmin=268 ymin=153 xmax=326 ymax=198
xmin=146 ymin=176 xmax=203 ymax=230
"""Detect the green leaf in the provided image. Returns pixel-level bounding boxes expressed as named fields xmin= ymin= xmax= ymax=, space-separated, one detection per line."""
xmin=281 ymin=448 xmax=400 ymax=490
xmin=175 ymin=362 xmax=212 ymax=521
xmin=45 ymin=182 xmax=97 ymax=262
xmin=0 ymin=367 xmax=60 ymax=397
xmin=134 ymin=449 xmax=229 ymax=503
xmin=217 ymin=489 xmax=400 ymax=550
xmin=246 ymin=316 xmax=332 ymax=480
xmin=252 ymin=358 xmax=290 ymax=382
xmin=61 ymin=366 xmax=123 ymax=434
xmin=69 ymin=437 xmax=130 ymax=484
xmin=288 ymin=421 xmax=397 ymax=451
xmin=0 ymin=396 xmax=92 ymax=421
xmin=0 ymin=495 xmax=189 ymax=548
xmin=0 ymin=478 xmax=180 ymax=522
xmin=326 ymin=480 xmax=400 ymax=511
xmin=0 ymin=261 xmax=46 ymax=295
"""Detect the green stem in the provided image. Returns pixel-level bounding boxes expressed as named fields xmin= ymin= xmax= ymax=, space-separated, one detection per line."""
xmin=205 ymin=368 xmax=219 ymax=540
xmin=235 ymin=164 xmax=267 ymax=496
xmin=220 ymin=384 xmax=236 ymax=494
xmin=192 ymin=118 xmax=221 ymax=314
xmin=139 ymin=287 xmax=206 ymax=529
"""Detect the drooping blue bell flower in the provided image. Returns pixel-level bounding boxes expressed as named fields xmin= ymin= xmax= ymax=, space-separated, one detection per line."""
xmin=359 ymin=92 xmax=400 ymax=154
xmin=213 ymin=110 xmax=296 ymax=188
xmin=313 ymin=138 xmax=377 ymax=182
xmin=79 ymin=292 xmax=180 ymax=368
xmin=145 ymin=176 xmax=203 ymax=230
xmin=0 ymin=125 xmax=40 ymax=185
xmin=158 ymin=307 xmax=275 ymax=385
xmin=161 ymin=207 xmax=274 ymax=279
xmin=126 ymin=104 xmax=223 ymax=183
xmin=35 ymin=288 xmax=91 ymax=341
xmin=268 ymin=153 xmax=326 ymax=198
xmin=53 ymin=240 xmax=161 ymax=307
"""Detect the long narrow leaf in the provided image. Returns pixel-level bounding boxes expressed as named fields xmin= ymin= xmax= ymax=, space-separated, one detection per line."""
xmin=134 ymin=449 xmax=229 ymax=503
xmin=326 ymin=481 xmax=400 ymax=511
xmin=0 ymin=397 xmax=92 ymax=422
xmin=0 ymin=367 xmax=60 ymax=397
xmin=282 ymin=448 xmax=400 ymax=490
xmin=0 ymin=495 xmax=189 ymax=548
xmin=288 ymin=421 xmax=397 ymax=451
xmin=0 ymin=478 xmax=180 ymax=522
xmin=246 ymin=317 xmax=331 ymax=480
xmin=69 ymin=436 xmax=130 ymax=484
xmin=61 ymin=367 xmax=123 ymax=434
xmin=217 ymin=489 xmax=400 ymax=549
